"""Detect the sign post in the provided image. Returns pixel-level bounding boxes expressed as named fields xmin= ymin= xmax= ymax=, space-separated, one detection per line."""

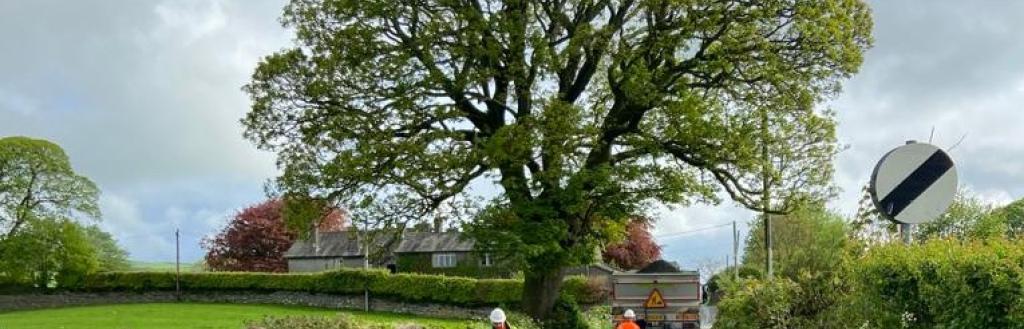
xmin=870 ymin=141 xmax=958 ymax=243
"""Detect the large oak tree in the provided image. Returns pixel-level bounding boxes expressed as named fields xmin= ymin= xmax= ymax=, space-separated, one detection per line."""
xmin=0 ymin=136 xmax=100 ymax=240
xmin=243 ymin=0 xmax=872 ymax=319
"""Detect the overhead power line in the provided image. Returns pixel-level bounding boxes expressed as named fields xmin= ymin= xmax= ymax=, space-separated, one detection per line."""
xmin=655 ymin=222 xmax=736 ymax=239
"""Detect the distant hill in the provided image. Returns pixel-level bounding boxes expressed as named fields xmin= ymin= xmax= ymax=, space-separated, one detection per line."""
xmin=128 ymin=261 xmax=204 ymax=272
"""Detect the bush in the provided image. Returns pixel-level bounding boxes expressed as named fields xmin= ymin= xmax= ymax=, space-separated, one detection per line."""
xmin=718 ymin=239 xmax=1024 ymax=329
xmin=561 ymin=275 xmax=608 ymax=305
xmin=582 ymin=305 xmax=611 ymax=329
xmin=541 ymin=294 xmax=587 ymax=329
xmin=845 ymin=239 xmax=1024 ymax=329
xmin=68 ymin=268 xmax=602 ymax=308
xmin=715 ymin=278 xmax=800 ymax=329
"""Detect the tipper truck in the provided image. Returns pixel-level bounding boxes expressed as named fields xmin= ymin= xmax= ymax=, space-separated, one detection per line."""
xmin=610 ymin=261 xmax=702 ymax=329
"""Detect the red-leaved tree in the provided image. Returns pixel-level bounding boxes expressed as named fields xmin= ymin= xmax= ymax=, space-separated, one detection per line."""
xmin=602 ymin=218 xmax=662 ymax=270
xmin=202 ymin=199 xmax=346 ymax=272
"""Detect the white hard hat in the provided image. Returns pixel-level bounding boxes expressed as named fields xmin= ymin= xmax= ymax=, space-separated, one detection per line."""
xmin=624 ymin=309 xmax=636 ymax=319
xmin=490 ymin=308 xmax=507 ymax=323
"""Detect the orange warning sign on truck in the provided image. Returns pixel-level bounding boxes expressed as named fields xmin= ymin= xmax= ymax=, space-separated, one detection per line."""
xmin=644 ymin=288 xmax=667 ymax=308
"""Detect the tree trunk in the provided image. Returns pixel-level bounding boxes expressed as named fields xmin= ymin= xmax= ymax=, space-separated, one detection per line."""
xmin=522 ymin=266 xmax=566 ymax=320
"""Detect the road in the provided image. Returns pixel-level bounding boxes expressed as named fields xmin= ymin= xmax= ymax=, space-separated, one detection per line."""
xmin=700 ymin=305 xmax=717 ymax=329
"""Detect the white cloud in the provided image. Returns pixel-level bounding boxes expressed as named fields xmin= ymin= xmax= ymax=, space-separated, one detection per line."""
xmin=153 ymin=0 xmax=227 ymax=44
xmin=4 ymin=0 xmax=1024 ymax=265
xmin=0 ymin=0 xmax=290 ymax=261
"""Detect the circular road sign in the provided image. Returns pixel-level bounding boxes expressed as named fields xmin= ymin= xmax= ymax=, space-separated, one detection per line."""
xmin=870 ymin=142 xmax=958 ymax=225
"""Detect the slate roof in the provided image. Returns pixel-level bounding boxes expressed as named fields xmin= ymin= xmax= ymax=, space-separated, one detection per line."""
xmin=284 ymin=231 xmax=476 ymax=258
xmin=284 ymin=231 xmax=399 ymax=259
xmin=395 ymin=232 xmax=475 ymax=253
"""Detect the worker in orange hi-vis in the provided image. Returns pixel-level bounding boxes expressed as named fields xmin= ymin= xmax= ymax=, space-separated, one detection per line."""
xmin=616 ymin=309 xmax=641 ymax=329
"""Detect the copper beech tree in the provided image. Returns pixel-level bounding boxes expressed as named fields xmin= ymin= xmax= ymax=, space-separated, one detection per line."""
xmin=602 ymin=218 xmax=661 ymax=270
xmin=242 ymin=0 xmax=872 ymax=319
xmin=202 ymin=199 xmax=345 ymax=272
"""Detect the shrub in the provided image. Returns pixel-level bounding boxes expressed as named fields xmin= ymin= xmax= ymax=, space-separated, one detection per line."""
xmin=718 ymin=239 xmax=1024 ymax=329
xmin=541 ymin=294 xmax=587 ymax=329
xmin=715 ymin=278 xmax=800 ymax=329
xmin=582 ymin=305 xmax=611 ymax=329
xmin=561 ymin=275 xmax=608 ymax=305
xmin=844 ymin=238 xmax=1024 ymax=329
xmin=68 ymin=268 xmax=601 ymax=308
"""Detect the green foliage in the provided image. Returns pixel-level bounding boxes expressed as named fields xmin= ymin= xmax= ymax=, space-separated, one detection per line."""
xmin=81 ymin=224 xmax=130 ymax=272
xmin=581 ymin=305 xmax=611 ymax=329
xmin=68 ymin=269 xmax=603 ymax=307
xmin=854 ymin=187 xmax=1009 ymax=243
xmin=0 ymin=137 xmax=111 ymax=288
xmin=0 ymin=218 xmax=99 ymax=288
xmin=915 ymin=190 xmax=1001 ymax=241
xmin=541 ymin=294 xmax=587 ymax=329
xmin=243 ymin=0 xmax=873 ymax=318
xmin=560 ymin=275 xmax=607 ymax=305
xmin=725 ymin=205 xmax=858 ymax=327
xmin=844 ymin=239 xmax=1024 ymax=328
xmin=743 ymin=204 xmax=852 ymax=279
xmin=720 ymin=239 xmax=1024 ymax=329
xmin=716 ymin=278 xmax=800 ymax=329
xmin=0 ymin=136 xmax=100 ymax=238
xmin=707 ymin=266 xmax=763 ymax=304
xmin=991 ymin=198 xmax=1024 ymax=238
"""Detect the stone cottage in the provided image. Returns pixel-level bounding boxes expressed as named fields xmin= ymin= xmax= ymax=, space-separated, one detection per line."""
xmin=284 ymin=230 xmax=511 ymax=277
xmin=285 ymin=229 xmax=620 ymax=280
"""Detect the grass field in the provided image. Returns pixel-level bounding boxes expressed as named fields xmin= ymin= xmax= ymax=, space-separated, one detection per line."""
xmin=0 ymin=303 xmax=478 ymax=329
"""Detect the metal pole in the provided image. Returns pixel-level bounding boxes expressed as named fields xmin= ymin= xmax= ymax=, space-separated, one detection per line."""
xmin=901 ymin=223 xmax=912 ymax=245
xmin=175 ymin=229 xmax=181 ymax=301
xmin=363 ymin=221 xmax=370 ymax=312
xmin=900 ymin=140 xmax=917 ymax=246
xmin=733 ymin=221 xmax=739 ymax=280
xmin=761 ymin=109 xmax=773 ymax=280
xmin=764 ymin=215 xmax=773 ymax=279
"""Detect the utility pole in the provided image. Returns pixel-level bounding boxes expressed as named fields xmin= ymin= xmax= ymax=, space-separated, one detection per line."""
xmin=175 ymin=228 xmax=181 ymax=301
xmin=733 ymin=221 xmax=739 ymax=280
xmin=362 ymin=220 xmax=370 ymax=312
xmin=761 ymin=109 xmax=773 ymax=279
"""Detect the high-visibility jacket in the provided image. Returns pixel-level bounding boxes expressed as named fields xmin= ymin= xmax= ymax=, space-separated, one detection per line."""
xmin=615 ymin=320 xmax=641 ymax=329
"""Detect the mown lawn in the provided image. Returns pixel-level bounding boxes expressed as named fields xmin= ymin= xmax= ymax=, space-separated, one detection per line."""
xmin=0 ymin=303 xmax=478 ymax=329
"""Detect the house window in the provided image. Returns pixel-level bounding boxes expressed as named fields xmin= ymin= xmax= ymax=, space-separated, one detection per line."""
xmin=432 ymin=253 xmax=457 ymax=268
xmin=481 ymin=253 xmax=494 ymax=267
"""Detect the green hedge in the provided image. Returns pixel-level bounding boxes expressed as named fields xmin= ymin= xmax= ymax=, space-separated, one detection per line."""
xmin=846 ymin=239 xmax=1024 ymax=328
xmin=717 ymin=239 xmax=1024 ymax=329
xmin=67 ymin=269 xmax=602 ymax=307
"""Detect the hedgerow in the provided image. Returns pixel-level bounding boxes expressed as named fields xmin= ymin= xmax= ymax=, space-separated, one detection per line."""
xmin=65 ymin=269 xmax=601 ymax=307
xmin=717 ymin=238 xmax=1024 ymax=329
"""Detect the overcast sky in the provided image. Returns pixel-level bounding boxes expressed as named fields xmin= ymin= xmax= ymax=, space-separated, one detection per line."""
xmin=2 ymin=1 xmax=1022 ymax=268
